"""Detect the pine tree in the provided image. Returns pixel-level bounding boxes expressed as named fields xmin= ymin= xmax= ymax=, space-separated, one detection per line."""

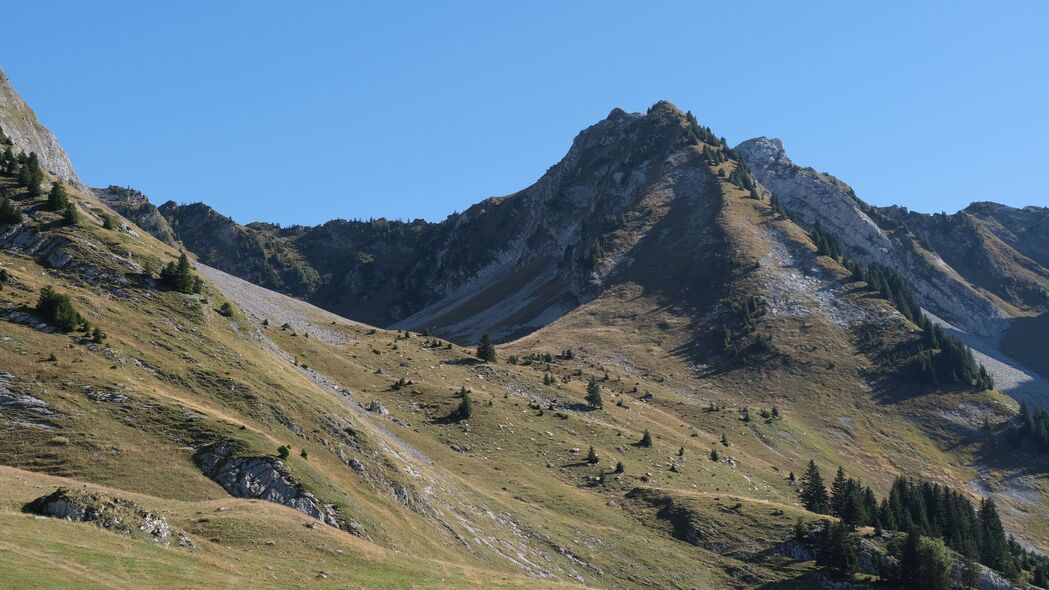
xmin=35 ymin=286 xmax=82 ymax=332
xmin=61 ymin=202 xmax=78 ymax=225
xmin=451 ymin=387 xmax=473 ymax=421
xmin=476 ymin=333 xmax=497 ymax=363
xmin=978 ymin=498 xmax=1011 ymax=572
xmin=639 ymin=430 xmax=653 ymax=447
xmin=817 ymin=521 xmax=857 ymax=579
xmin=830 ymin=466 xmax=848 ymax=516
xmin=47 ymin=182 xmax=70 ymax=211
xmin=799 ymin=460 xmax=830 ymax=514
xmin=160 ymin=252 xmax=197 ymax=293
xmin=586 ymin=446 xmax=598 ymax=464
xmin=585 ymin=378 xmax=603 ymax=409
xmin=710 ymin=448 xmax=719 ymax=461
xmin=0 ymin=194 xmax=22 ymax=224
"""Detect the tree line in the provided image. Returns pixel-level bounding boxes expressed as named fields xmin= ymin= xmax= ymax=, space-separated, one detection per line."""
xmin=809 ymin=221 xmax=993 ymax=390
xmin=798 ymin=461 xmax=1048 ymax=585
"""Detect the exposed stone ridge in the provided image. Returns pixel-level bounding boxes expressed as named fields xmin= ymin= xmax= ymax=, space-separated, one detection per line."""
xmin=736 ymin=136 xmax=1009 ymax=337
xmin=193 ymin=442 xmax=352 ymax=532
xmin=0 ymin=67 xmax=83 ymax=188
xmin=23 ymin=487 xmax=193 ymax=547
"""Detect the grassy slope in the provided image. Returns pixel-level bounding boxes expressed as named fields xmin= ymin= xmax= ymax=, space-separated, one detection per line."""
xmin=1 ymin=159 xmax=1046 ymax=589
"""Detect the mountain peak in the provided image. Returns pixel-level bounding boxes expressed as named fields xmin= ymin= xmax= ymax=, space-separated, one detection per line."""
xmin=645 ymin=99 xmax=684 ymax=117
xmin=734 ymin=136 xmax=788 ymax=165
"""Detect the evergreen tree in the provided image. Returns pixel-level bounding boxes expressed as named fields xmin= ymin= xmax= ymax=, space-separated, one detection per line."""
xmin=35 ymin=286 xmax=82 ymax=332
xmin=710 ymin=448 xmax=719 ymax=462
xmin=585 ymin=378 xmax=603 ymax=409
xmin=476 ymin=333 xmax=497 ymax=363
xmin=817 ymin=521 xmax=857 ymax=579
xmin=799 ymin=460 xmax=830 ymax=514
xmin=639 ymin=430 xmax=653 ymax=447
xmin=61 ymin=202 xmax=78 ymax=225
xmin=160 ymin=252 xmax=197 ymax=293
xmin=46 ymin=182 xmax=70 ymax=211
xmin=830 ymin=466 xmax=848 ymax=516
xmin=977 ymin=498 xmax=1011 ymax=573
xmin=913 ymin=536 xmax=954 ymax=590
xmin=451 ymin=387 xmax=473 ymax=421
xmin=0 ymin=194 xmax=22 ymax=224
xmin=586 ymin=446 xmax=598 ymax=464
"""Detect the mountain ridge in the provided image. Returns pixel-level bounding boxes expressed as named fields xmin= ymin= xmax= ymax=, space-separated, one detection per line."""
xmin=4 ymin=72 xmax=1049 ymax=589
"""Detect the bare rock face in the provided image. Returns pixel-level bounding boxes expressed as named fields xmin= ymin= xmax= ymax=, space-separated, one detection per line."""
xmin=95 ymin=186 xmax=180 ymax=247
xmin=736 ymin=136 xmax=1009 ymax=337
xmin=23 ymin=487 xmax=186 ymax=545
xmin=0 ymin=67 xmax=83 ymax=189
xmin=193 ymin=443 xmax=345 ymax=530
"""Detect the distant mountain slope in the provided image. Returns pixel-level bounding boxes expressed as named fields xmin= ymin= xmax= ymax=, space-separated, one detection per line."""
xmin=0 ymin=67 xmax=82 ymax=189
xmin=158 ymin=103 xmax=728 ymax=343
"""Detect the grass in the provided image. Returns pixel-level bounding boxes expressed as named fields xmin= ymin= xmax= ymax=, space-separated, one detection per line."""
xmin=1 ymin=143 xmax=1046 ymax=589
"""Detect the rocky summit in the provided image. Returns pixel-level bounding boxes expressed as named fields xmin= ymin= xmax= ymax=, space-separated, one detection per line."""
xmin=1 ymin=63 xmax=1048 ymax=590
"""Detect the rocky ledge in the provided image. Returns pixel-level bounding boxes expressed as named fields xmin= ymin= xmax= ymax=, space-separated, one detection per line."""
xmin=23 ymin=487 xmax=194 ymax=547
xmin=193 ymin=442 xmax=362 ymax=535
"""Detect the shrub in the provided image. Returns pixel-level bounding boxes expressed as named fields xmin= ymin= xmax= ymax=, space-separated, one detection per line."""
xmin=277 ymin=445 xmax=290 ymax=460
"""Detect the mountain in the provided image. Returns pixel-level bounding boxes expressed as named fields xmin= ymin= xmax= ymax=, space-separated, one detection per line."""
xmin=0 ymin=67 xmax=83 ymax=189
xmin=3 ymin=66 xmax=1049 ymax=590
xmin=154 ymin=103 xmax=726 ymax=343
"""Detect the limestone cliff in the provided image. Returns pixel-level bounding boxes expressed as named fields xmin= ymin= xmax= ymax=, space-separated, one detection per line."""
xmin=736 ymin=136 xmax=1010 ymax=337
xmin=0 ymin=67 xmax=83 ymax=189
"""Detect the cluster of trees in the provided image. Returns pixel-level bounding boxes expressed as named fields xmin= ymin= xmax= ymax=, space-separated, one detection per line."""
xmin=35 ymin=286 xmax=83 ymax=332
xmin=159 ymin=252 xmax=202 ymax=294
xmin=1 ymin=147 xmax=44 ymax=199
xmin=911 ymin=324 xmax=992 ymax=389
xmin=683 ymin=111 xmax=719 ymax=146
xmin=1015 ymin=401 xmax=1049 ymax=452
xmin=721 ymin=295 xmax=769 ymax=356
xmin=799 ymin=462 xmax=1048 ymax=584
xmin=0 ymin=192 xmax=22 ymax=224
xmin=46 ymin=182 xmax=78 ymax=225
xmin=809 ymin=222 xmax=992 ymax=390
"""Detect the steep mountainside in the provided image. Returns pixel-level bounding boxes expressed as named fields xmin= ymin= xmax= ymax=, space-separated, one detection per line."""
xmin=0 ymin=67 xmax=82 ymax=189
xmin=2 ymin=67 xmax=1048 ymax=589
xmin=735 ymin=137 xmax=1019 ymax=337
xmin=158 ymin=103 xmax=728 ymax=343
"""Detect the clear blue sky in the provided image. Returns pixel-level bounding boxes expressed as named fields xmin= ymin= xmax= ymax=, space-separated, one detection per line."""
xmin=3 ymin=1 xmax=1046 ymax=225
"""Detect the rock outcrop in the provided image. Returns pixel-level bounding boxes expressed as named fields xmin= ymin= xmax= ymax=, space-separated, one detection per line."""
xmin=0 ymin=67 xmax=83 ymax=189
xmin=95 ymin=186 xmax=180 ymax=247
xmin=736 ymin=136 xmax=1010 ymax=337
xmin=193 ymin=442 xmax=344 ymax=529
xmin=23 ymin=487 xmax=192 ymax=547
